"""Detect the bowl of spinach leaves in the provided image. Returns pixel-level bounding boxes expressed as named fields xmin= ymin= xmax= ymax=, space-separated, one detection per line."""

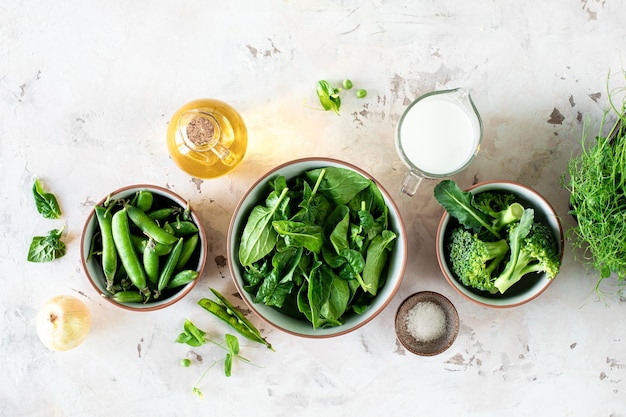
xmin=228 ymin=158 xmax=407 ymax=337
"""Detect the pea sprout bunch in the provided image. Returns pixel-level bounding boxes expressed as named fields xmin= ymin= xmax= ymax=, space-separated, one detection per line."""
xmin=565 ymin=74 xmax=626 ymax=293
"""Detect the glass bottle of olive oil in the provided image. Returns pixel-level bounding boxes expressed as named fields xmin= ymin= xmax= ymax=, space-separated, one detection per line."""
xmin=166 ymin=99 xmax=248 ymax=179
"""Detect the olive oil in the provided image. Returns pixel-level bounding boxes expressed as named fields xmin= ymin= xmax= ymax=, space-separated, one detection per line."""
xmin=167 ymin=99 xmax=248 ymax=179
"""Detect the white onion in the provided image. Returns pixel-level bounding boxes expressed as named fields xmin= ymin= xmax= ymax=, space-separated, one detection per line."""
xmin=36 ymin=295 xmax=91 ymax=351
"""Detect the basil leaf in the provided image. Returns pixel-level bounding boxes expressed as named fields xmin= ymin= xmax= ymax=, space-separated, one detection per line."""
xmin=27 ymin=228 xmax=66 ymax=262
xmin=32 ymin=179 xmax=62 ymax=219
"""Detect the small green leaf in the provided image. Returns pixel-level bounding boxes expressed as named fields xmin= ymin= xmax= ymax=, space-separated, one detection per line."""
xmin=316 ymin=80 xmax=341 ymax=114
xmin=225 ymin=334 xmax=240 ymax=355
xmin=32 ymin=179 xmax=62 ymax=219
xmin=175 ymin=319 xmax=207 ymax=347
xmin=224 ymin=353 xmax=233 ymax=377
xmin=27 ymin=227 xmax=66 ymax=262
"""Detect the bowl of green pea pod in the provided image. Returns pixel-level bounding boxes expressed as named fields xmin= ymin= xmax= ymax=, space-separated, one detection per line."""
xmin=81 ymin=185 xmax=208 ymax=311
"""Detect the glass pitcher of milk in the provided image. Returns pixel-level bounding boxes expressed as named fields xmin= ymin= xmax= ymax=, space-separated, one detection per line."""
xmin=395 ymin=88 xmax=482 ymax=196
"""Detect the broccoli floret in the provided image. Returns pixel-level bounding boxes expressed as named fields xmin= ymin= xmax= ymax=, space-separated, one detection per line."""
xmin=448 ymin=227 xmax=510 ymax=294
xmin=473 ymin=191 xmax=525 ymax=232
xmin=493 ymin=209 xmax=561 ymax=294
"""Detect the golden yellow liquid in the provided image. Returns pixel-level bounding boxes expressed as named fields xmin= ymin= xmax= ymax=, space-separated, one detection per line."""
xmin=167 ymin=99 xmax=248 ymax=179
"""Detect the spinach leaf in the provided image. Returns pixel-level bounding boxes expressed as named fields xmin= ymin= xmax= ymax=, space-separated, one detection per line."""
xmin=306 ymin=167 xmax=371 ymax=206
xmin=316 ymin=80 xmax=341 ymax=114
xmin=321 ymin=274 xmax=350 ymax=323
xmin=308 ymin=262 xmax=332 ymax=329
xmin=254 ymin=247 xmax=302 ymax=308
xmin=339 ymin=248 xmax=372 ymax=293
xmin=32 ymin=178 xmax=62 ymax=219
xmin=272 ymin=220 xmax=323 ymax=253
xmin=362 ymin=230 xmax=397 ymax=295
xmin=27 ymin=227 xmax=66 ymax=262
xmin=325 ymin=205 xmax=350 ymax=254
xmin=239 ymin=187 xmax=289 ymax=266
xmin=434 ymin=180 xmax=499 ymax=238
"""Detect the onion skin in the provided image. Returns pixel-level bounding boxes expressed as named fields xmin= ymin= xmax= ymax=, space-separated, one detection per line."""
xmin=36 ymin=295 xmax=91 ymax=351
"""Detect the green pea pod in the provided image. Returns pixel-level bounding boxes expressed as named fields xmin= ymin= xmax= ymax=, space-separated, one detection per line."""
xmin=143 ymin=242 xmax=160 ymax=287
xmin=163 ymin=221 xmax=175 ymax=236
xmin=198 ymin=293 xmax=274 ymax=351
xmin=126 ymin=205 xmax=178 ymax=245
xmin=109 ymin=290 xmax=145 ymax=303
xmin=135 ymin=190 xmax=154 ymax=212
xmin=131 ymin=235 xmax=172 ymax=256
xmin=111 ymin=208 xmax=149 ymax=296
xmin=156 ymin=237 xmax=184 ymax=296
xmin=171 ymin=220 xmax=199 ymax=237
xmin=167 ymin=270 xmax=199 ymax=289
xmin=94 ymin=205 xmax=117 ymax=291
xmin=175 ymin=233 xmax=199 ymax=271
xmin=147 ymin=207 xmax=174 ymax=221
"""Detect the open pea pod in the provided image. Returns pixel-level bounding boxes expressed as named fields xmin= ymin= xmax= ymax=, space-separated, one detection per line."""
xmin=198 ymin=289 xmax=274 ymax=351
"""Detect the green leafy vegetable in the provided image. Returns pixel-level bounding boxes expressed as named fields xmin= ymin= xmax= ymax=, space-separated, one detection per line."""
xmin=32 ymin=179 xmax=62 ymax=219
xmin=435 ymin=180 xmax=561 ymax=294
xmin=565 ymin=96 xmax=626 ymax=286
xmin=434 ymin=180 xmax=501 ymax=239
xmin=27 ymin=227 xmax=66 ymax=262
xmin=237 ymin=166 xmax=398 ymax=328
xmin=316 ymin=80 xmax=341 ymax=114
xmin=238 ymin=187 xmax=289 ymax=267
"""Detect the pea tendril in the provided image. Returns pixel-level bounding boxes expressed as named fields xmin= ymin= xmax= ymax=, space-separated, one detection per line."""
xmin=564 ymin=75 xmax=626 ymax=293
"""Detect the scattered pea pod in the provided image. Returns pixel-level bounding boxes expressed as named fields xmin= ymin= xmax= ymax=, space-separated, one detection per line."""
xmin=198 ymin=288 xmax=274 ymax=351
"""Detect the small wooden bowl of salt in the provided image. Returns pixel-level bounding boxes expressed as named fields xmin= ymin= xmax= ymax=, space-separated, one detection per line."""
xmin=395 ymin=291 xmax=459 ymax=356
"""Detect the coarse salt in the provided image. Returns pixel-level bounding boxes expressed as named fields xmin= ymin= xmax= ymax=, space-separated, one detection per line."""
xmin=405 ymin=301 xmax=446 ymax=342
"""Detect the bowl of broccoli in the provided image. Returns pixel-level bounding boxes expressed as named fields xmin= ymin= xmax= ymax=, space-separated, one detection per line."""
xmin=435 ymin=180 xmax=563 ymax=308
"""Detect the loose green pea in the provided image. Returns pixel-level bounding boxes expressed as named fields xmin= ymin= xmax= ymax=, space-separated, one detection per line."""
xmin=180 ymin=358 xmax=191 ymax=367
xmin=356 ymin=88 xmax=367 ymax=98
xmin=342 ymin=79 xmax=353 ymax=90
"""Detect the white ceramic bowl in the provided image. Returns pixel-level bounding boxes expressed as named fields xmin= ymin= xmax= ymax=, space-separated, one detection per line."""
xmin=228 ymin=158 xmax=408 ymax=338
xmin=436 ymin=180 xmax=563 ymax=308
xmin=81 ymin=185 xmax=207 ymax=311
